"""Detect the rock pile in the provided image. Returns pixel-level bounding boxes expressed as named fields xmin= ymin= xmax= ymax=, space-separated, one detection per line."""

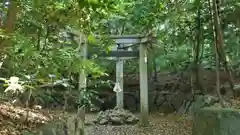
xmin=92 ymin=108 xmax=139 ymax=125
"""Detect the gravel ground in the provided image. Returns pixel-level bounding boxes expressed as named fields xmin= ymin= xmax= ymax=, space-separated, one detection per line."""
xmin=85 ymin=113 xmax=192 ymax=135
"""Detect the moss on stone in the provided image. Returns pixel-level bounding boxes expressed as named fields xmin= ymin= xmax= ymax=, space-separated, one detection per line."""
xmin=192 ymin=107 xmax=240 ymax=135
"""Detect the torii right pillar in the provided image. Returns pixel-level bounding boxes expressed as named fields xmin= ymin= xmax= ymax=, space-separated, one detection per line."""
xmin=139 ymin=42 xmax=149 ymax=126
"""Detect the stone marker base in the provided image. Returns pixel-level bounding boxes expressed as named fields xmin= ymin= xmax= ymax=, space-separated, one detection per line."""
xmin=192 ymin=107 xmax=240 ymax=135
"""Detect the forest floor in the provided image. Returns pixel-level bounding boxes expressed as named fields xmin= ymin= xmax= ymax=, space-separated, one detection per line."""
xmin=0 ymin=101 xmax=192 ymax=135
xmin=0 ymin=102 xmax=54 ymax=135
xmin=84 ymin=113 xmax=192 ymax=135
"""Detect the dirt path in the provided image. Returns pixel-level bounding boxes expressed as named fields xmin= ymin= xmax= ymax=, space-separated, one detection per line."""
xmin=85 ymin=113 xmax=192 ymax=135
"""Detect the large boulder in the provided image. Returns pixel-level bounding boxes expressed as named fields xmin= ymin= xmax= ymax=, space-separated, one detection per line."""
xmin=192 ymin=107 xmax=240 ymax=135
xmin=171 ymin=92 xmax=186 ymax=111
xmin=178 ymin=94 xmax=219 ymax=115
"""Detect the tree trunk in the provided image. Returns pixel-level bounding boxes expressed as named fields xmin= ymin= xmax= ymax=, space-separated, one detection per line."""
xmin=3 ymin=1 xmax=18 ymax=33
xmin=208 ymin=0 xmax=225 ymax=107
xmin=0 ymin=0 xmax=19 ymax=67
xmin=193 ymin=0 xmax=206 ymax=94
xmin=211 ymin=0 xmax=235 ymax=97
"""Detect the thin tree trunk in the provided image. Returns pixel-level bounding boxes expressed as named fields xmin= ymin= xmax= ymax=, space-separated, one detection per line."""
xmin=215 ymin=41 xmax=225 ymax=107
xmin=210 ymin=0 xmax=225 ymax=107
xmin=193 ymin=0 xmax=206 ymax=94
xmin=212 ymin=0 xmax=235 ymax=97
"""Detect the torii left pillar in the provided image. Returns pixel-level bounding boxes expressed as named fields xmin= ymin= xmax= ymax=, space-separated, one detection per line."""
xmin=116 ymin=46 xmax=124 ymax=109
xmin=116 ymin=58 xmax=124 ymax=109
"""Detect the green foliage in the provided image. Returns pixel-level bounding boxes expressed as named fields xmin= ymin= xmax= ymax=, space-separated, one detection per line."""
xmin=0 ymin=0 xmax=120 ymax=108
xmin=0 ymin=0 xmax=239 ymax=109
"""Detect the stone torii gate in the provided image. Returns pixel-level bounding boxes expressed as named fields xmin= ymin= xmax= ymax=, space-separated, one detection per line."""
xmin=76 ymin=33 xmax=154 ymax=126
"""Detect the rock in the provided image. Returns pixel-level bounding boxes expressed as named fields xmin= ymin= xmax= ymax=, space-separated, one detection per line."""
xmin=178 ymin=94 xmax=219 ymax=115
xmin=92 ymin=108 xmax=138 ymax=125
xmin=125 ymin=116 xmax=138 ymax=124
xmin=158 ymin=102 xmax=175 ymax=113
xmin=189 ymin=95 xmax=219 ymax=114
xmin=193 ymin=107 xmax=240 ymax=135
xmin=124 ymin=93 xmax=138 ymax=112
xmin=202 ymin=95 xmax=219 ymax=106
xmin=171 ymin=92 xmax=186 ymax=110
xmin=110 ymin=116 xmax=123 ymax=125
xmin=33 ymin=105 xmax=42 ymax=110
xmin=149 ymin=90 xmax=162 ymax=111
xmin=99 ymin=118 xmax=108 ymax=125
xmin=178 ymin=100 xmax=191 ymax=114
